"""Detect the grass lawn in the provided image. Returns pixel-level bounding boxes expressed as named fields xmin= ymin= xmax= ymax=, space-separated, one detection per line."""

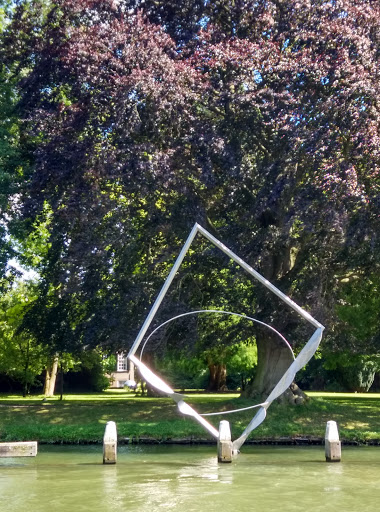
xmin=0 ymin=390 xmax=379 ymax=444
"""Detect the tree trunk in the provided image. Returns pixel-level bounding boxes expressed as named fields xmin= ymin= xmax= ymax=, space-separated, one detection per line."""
xmin=241 ymin=332 xmax=308 ymax=404
xmin=207 ymin=363 xmax=227 ymax=392
xmin=59 ymin=361 xmax=64 ymax=401
xmin=43 ymin=368 xmax=51 ymax=396
xmin=22 ymin=360 xmax=29 ymax=397
xmin=141 ymin=352 xmax=162 ymax=397
xmin=22 ymin=379 xmax=29 ymax=398
xmin=44 ymin=355 xmax=59 ymax=397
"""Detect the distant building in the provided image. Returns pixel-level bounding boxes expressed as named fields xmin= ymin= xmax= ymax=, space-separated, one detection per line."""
xmin=109 ymin=353 xmax=135 ymax=389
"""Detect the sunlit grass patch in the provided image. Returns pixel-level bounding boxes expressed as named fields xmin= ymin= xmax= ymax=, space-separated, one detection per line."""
xmin=306 ymin=392 xmax=380 ymax=400
xmin=0 ymin=391 xmax=379 ymax=444
xmin=342 ymin=421 xmax=370 ymax=430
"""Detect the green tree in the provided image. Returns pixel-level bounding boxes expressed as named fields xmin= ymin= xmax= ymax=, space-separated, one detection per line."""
xmin=335 ymin=274 xmax=380 ymax=351
xmin=227 ymin=343 xmax=257 ymax=391
xmin=3 ymin=0 xmax=379 ymax=402
xmin=0 ymin=282 xmax=45 ymax=395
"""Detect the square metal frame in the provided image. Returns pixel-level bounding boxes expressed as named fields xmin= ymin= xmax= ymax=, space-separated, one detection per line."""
xmin=128 ymin=223 xmax=324 ymax=449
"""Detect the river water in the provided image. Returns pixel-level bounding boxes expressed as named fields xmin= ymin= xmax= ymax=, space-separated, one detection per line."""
xmin=1 ymin=445 xmax=379 ymax=512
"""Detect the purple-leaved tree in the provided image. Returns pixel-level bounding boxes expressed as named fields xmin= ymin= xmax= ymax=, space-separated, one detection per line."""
xmin=2 ymin=0 xmax=379 ymax=399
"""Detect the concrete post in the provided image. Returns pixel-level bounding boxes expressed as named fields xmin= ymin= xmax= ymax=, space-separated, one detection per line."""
xmin=0 ymin=442 xmax=37 ymax=457
xmin=217 ymin=420 xmax=233 ymax=463
xmin=103 ymin=421 xmax=117 ymax=464
xmin=325 ymin=420 xmax=341 ymax=462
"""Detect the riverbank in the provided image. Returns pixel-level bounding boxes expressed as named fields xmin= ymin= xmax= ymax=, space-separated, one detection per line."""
xmin=1 ymin=391 xmax=379 ymax=445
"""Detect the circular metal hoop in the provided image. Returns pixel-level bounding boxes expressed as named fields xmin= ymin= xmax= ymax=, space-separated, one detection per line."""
xmin=138 ymin=310 xmax=294 ymax=417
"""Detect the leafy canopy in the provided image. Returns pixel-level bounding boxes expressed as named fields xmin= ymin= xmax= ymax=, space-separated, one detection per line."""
xmin=2 ymin=0 xmax=379 ymax=356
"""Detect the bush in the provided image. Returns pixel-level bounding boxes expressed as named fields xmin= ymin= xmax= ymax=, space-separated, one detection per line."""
xmin=297 ymin=353 xmax=380 ymax=392
xmin=339 ymin=359 xmax=378 ymax=392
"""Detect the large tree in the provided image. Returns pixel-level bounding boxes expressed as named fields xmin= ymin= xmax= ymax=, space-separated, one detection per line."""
xmin=2 ymin=0 xmax=379 ymax=398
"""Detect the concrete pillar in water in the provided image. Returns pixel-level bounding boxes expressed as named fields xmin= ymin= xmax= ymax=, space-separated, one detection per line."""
xmin=217 ymin=420 xmax=233 ymax=463
xmin=0 ymin=441 xmax=37 ymax=457
xmin=325 ymin=420 xmax=341 ymax=462
xmin=103 ymin=421 xmax=117 ymax=464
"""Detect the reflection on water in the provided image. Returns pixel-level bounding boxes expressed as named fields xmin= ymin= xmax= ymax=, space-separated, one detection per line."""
xmin=1 ymin=445 xmax=380 ymax=512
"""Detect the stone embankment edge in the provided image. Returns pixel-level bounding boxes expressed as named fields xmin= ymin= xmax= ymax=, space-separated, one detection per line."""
xmin=34 ymin=437 xmax=380 ymax=446
xmin=118 ymin=437 xmax=380 ymax=446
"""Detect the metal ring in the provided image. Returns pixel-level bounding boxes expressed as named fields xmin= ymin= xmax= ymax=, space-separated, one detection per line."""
xmin=138 ymin=310 xmax=294 ymax=417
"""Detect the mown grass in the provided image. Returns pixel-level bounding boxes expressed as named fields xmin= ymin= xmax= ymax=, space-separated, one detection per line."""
xmin=0 ymin=390 xmax=379 ymax=444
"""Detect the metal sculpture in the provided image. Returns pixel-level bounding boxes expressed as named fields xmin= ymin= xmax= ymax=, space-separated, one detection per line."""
xmin=127 ymin=223 xmax=324 ymax=452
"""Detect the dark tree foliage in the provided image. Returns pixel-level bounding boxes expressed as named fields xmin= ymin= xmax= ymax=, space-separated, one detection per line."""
xmin=0 ymin=0 xmax=21 ymax=289
xmin=2 ymin=0 xmax=379 ymax=394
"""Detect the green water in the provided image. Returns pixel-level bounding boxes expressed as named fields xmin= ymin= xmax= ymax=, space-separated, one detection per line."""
xmin=1 ymin=445 xmax=379 ymax=512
